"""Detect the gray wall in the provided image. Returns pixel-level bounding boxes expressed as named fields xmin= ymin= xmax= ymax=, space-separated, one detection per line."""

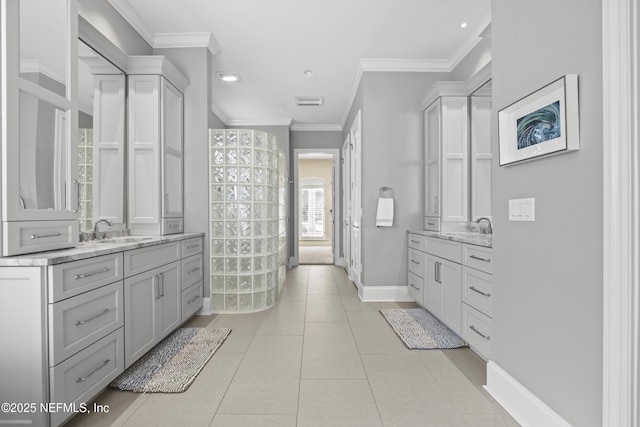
xmin=78 ymin=0 xmax=152 ymax=55
xmin=492 ymin=1 xmax=603 ymax=425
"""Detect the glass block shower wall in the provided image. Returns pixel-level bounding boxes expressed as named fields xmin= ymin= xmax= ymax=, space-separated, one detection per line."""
xmin=209 ymin=129 xmax=288 ymax=312
xmin=78 ymin=129 xmax=93 ymax=233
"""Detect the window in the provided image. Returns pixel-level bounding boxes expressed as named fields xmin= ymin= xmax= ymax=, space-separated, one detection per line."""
xmin=300 ymin=177 xmax=324 ymax=239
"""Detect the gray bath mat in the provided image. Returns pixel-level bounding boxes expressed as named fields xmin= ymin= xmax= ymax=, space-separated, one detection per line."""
xmin=380 ymin=308 xmax=466 ymax=350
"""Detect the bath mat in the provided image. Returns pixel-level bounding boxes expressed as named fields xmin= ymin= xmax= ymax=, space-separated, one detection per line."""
xmin=110 ymin=327 xmax=231 ymax=393
xmin=380 ymin=308 xmax=466 ymax=350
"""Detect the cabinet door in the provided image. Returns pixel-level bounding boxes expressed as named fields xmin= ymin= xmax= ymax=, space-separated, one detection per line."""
xmin=127 ymin=75 xmax=160 ymax=226
xmin=124 ymin=269 xmax=157 ymax=368
xmin=440 ymin=97 xmax=469 ymax=223
xmin=424 ymin=100 xmax=441 ymax=219
xmin=161 ymin=78 xmax=183 ymax=219
xmin=424 ymin=254 xmax=442 ymax=317
xmin=470 ymin=95 xmax=492 ymax=220
xmin=440 ymin=258 xmax=462 ymax=335
xmin=156 ymin=261 xmax=181 ymax=338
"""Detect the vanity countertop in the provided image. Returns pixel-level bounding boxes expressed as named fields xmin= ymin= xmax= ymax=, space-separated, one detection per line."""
xmin=408 ymin=229 xmax=492 ymax=248
xmin=0 ymin=233 xmax=205 ymax=266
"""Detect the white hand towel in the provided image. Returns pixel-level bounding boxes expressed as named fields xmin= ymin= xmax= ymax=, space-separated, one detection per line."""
xmin=376 ymin=197 xmax=394 ymax=227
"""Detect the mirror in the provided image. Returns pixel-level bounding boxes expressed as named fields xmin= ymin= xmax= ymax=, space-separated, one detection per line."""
xmin=77 ymin=40 xmax=126 ymax=233
xmin=20 ymin=0 xmax=68 ymax=96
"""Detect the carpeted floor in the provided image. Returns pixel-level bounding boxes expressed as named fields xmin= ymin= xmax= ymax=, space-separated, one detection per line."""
xmin=299 ymin=245 xmax=334 ymax=265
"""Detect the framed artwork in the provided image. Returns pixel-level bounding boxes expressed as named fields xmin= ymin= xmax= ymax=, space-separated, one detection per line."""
xmin=498 ymin=74 xmax=579 ymax=166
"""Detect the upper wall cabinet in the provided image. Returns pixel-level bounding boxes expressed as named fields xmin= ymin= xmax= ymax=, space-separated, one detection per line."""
xmin=127 ymin=57 xmax=189 ymax=236
xmin=1 ymin=0 xmax=80 ymax=255
xmin=424 ymin=96 xmax=469 ymax=231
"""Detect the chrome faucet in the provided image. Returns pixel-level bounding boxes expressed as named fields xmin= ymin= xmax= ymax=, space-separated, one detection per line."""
xmin=475 ymin=217 xmax=493 ymax=235
xmin=93 ymin=219 xmax=114 ymax=240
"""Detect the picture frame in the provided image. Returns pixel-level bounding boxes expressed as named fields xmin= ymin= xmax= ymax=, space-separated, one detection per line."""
xmin=498 ymin=74 xmax=579 ymax=166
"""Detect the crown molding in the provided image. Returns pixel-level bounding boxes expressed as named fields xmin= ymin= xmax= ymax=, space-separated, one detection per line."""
xmin=418 ymin=61 xmax=492 ymax=109
xmin=154 ymin=32 xmax=221 ymax=54
xmin=19 ymin=60 xmax=65 ymax=85
xmin=127 ymin=55 xmax=190 ymax=91
xmin=340 ymin=64 xmax=364 ymax=130
xmin=107 ymin=0 xmax=155 ymax=47
xmin=290 ymin=123 xmax=343 ymax=132
xmin=78 ymin=15 xmax=129 ymax=72
xmin=227 ymin=118 xmax=293 ymax=127
xmin=447 ymin=18 xmax=491 ymax=71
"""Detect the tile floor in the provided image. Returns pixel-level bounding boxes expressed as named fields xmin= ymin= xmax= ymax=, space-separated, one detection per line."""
xmin=66 ymin=265 xmax=519 ymax=427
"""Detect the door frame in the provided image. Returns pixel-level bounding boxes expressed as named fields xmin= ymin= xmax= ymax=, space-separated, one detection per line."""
xmin=341 ymin=135 xmax=351 ymax=272
xmin=292 ymin=148 xmax=341 ymax=267
xmin=349 ymin=110 xmax=363 ymax=290
xmin=602 ymin=0 xmax=640 ymax=425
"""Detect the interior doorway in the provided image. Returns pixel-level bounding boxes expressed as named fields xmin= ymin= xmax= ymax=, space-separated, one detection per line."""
xmin=293 ymin=149 xmax=340 ymax=266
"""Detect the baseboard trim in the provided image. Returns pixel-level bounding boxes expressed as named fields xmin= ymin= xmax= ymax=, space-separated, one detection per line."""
xmin=485 ymin=361 xmax=572 ymax=427
xmin=196 ymin=297 xmax=211 ymax=315
xmin=359 ymin=285 xmax=413 ymax=302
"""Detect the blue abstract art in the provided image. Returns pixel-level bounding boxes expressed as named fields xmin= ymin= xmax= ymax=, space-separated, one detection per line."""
xmin=516 ymin=101 xmax=561 ymax=150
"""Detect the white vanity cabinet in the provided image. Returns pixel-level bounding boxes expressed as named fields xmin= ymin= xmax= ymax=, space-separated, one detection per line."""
xmin=461 ymin=244 xmax=493 ymax=360
xmin=1 ymin=0 xmax=80 ymax=256
xmin=423 ymin=97 xmax=468 ymax=231
xmin=127 ymin=60 xmax=188 ymax=236
xmin=0 ymin=234 xmax=204 ymax=426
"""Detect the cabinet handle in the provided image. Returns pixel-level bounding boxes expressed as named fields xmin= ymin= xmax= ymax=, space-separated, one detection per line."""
xmin=427 ymin=222 xmax=436 ymax=226
xmin=469 ymin=286 xmax=491 ymax=297
xmin=410 ymin=284 xmax=420 ymax=291
xmin=435 ymin=262 xmax=442 ymax=284
xmin=30 ymin=232 xmax=61 ymax=239
xmin=76 ymin=359 xmax=110 ymax=383
xmin=160 ymin=272 xmax=165 ymax=297
xmin=73 ymin=179 xmax=80 ymax=213
xmin=410 ymin=239 xmax=420 ymax=244
xmin=410 ymin=259 xmax=420 ymax=265
xmin=75 ymin=267 xmax=110 ymax=280
xmin=168 ymin=224 xmax=179 ymax=229
xmin=469 ymin=255 xmax=491 ymax=263
xmin=186 ymin=244 xmax=199 ymax=249
xmin=187 ymin=267 xmax=200 ymax=275
xmin=435 ymin=196 xmax=438 ymax=214
xmin=75 ymin=308 xmax=111 ymax=326
xmin=187 ymin=295 xmax=200 ymax=305
xmin=469 ymin=325 xmax=491 ymax=341
xmin=155 ymin=274 xmax=162 ymax=300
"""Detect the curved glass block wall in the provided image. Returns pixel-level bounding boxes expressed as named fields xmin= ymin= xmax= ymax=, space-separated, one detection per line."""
xmin=209 ymin=129 xmax=288 ymax=312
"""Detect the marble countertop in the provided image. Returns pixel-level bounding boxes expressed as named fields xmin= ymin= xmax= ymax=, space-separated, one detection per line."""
xmin=0 ymin=233 xmax=205 ymax=266
xmin=408 ymin=229 xmax=492 ymax=248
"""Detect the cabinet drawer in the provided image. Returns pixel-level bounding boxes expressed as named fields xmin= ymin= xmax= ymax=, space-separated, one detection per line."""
xmin=49 ymin=281 xmax=124 ymax=366
xmin=162 ymin=218 xmax=184 ymax=235
xmin=462 ymin=303 xmax=492 ymax=360
xmin=408 ymin=248 xmax=425 ymax=278
xmin=462 ymin=266 xmax=493 ymax=317
xmin=462 ymin=245 xmax=492 ymax=274
xmin=407 ymin=272 xmax=423 ymax=306
xmin=182 ymin=281 xmax=203 ymax=322
xmin=424 ymin=216 xmax=441 ymax=232
xmin=124 ymin=242 xmax=180 ymax=277
xmin=48 ymin=253 xmax=124 ymax=303
xmin=407 ymin=233 xmax=424 ymax=251
xmin=3 ymin=220 xmax=78 ymax=256
xmin=425 ymin=237 xmax=461 ymax=263
xmin=182 ymin=236 xmax=203 ymax=257
xmin=49 ymin=328 xmax=124 ymax=427
xmin=182 ymin=254 xmax=203 ymax=290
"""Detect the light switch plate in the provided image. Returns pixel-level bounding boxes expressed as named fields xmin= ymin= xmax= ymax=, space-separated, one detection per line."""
xmin=509 ymin=198 xmax=535 ymax=221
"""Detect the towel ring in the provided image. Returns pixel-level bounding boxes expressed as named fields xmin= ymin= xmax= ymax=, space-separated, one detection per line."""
xmin=379 ymin=186 xmax=393 ymax=198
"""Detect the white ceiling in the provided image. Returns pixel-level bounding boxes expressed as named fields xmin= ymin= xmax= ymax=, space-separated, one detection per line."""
xmin=108 ymin=0 xmax=491 ymax=130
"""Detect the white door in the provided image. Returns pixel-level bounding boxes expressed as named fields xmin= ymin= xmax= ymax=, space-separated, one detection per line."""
xmin=341 ymin=136 xmax=351 ymax=273
xmin=350 ymin=111 xmax=362 ymax=286
xmin=161 ymin=77 xmax=184 ymax=218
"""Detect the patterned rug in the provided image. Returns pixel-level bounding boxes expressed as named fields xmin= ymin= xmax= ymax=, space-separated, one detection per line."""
xmin=380 ymin=308 xmax=466 ymax=350
xmin=110 ymin=327 xmax=231 ymax=393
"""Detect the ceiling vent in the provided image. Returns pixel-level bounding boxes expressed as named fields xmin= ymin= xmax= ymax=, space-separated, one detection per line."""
xmin=295 ymin=96 xmax=323 ymax=107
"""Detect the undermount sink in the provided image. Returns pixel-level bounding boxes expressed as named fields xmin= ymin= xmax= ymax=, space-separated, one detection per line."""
xmin=95 ymin=236 xmax=154 ymax=244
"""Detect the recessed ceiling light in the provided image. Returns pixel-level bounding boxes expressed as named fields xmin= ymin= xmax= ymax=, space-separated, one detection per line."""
xmin=303 ymin=69 xmax=315 ymax=77
xmin=460 ymin=22 xmax=468 ymax=28
xmin=216 ymin=72 xmax=242 ymax=83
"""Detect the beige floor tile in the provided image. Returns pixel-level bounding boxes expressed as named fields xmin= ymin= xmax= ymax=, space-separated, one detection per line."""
xmin=340 ymin=292 xmax=380 ymax=312
xmin=209 ymin=414 xmax=297 ymax=427
xmin=305 ymin=294 xmax=348 ymax=322
xmin=463 ymin=414 xmax=522 ymax=426
xmin=210 ymin=312 xmax=265 ymax=335
xmin=64 ymin=389 xmax=149 ymax=427
xmin=233 ymin=335 xmax=303 ymax=380
xmin=306 ymin=280 xmax=338 ymax=295
xmin=297 ymin=380 xmax=382 ymax=427
xmin=255 ymin=301 xmax=306 ymax=335
xmin=121 ymin=395 xmax=217 ymax=427
xmin=215 ymin=332 xmax=254 ymax=354
xmin=347 ymin=311 xmax=412 ymax=354
xmin=301 ymin=322 xmax=365 ymax=379
xmin=279 ymin=284 xmax=309 ymax=301
xmin=216 ymin=377 xmax=300 ymax=415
